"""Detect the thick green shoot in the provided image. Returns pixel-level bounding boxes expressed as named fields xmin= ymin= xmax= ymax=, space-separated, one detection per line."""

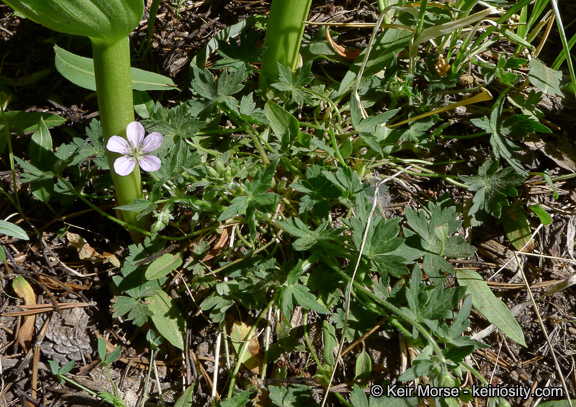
xmin=259 ymin=0 xmax=313 ymax=89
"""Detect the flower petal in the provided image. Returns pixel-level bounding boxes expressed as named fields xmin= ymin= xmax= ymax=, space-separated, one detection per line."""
xmin=126 ymin=121 xmax=145 ymax=148
xmin=138 ymin=155 xmax=161 ymax=173
xmin=114 ymin=156 xmax=136 ymax=176
xmin=106 ymin=136 xmax=131 ymax=154
xmin=141 ymin=133 xmax=163 ymax=153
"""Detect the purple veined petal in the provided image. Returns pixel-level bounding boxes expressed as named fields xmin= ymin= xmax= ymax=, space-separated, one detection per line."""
xmin=141 ymin=133 xmax=163 ymax=154
xmin=126 ymin=121 xmax=145 ymax=148
xmin=114 ymin=156 xmax=137 ymax=176
xmin=107 ymin=136 xmax=131 ymax=154
xmin=138 ymin=155 xmax=161 ymax=173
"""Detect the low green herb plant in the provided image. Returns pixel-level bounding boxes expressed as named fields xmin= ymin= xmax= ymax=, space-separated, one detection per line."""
xmin=3 ymin=0 xmax=165 ymax=234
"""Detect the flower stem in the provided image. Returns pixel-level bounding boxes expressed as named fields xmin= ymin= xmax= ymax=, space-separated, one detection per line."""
xmin=259 ymin=0 xmax=313 ymax=89
xmin=92 ymin=37 xmax=147 ymax=234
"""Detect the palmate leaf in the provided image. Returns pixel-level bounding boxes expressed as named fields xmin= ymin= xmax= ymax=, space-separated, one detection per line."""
xmin=112 ymin=296 xmax=153 ymax=327
xmin=218 ymin=159 xmax=279 ymax=221
xmin=291 ymin=165 xmax=340 ymax=219
xmin=200 ymin=291 xmax=234 ymax=323
xmin=217 ymin=63 xmax=247 ymax=99
xmin=345 ymin=195 xmax=416 ymax=277
xmin=277 ymin=260 xmax=329 ymax=320
xmin=500 ymin=114 xmax=552 ymax=138
xmin=190 ymin=67 xmax=218 ymax=100
xmin=332 ymin=301 xmax=380 ymax=342
xmin=460 ymin=159 xmax=526 ymax=219
xmin=404 ymin=197 xmax=476 ymax=278
xmin=271 ymin=61 xmax=314 ymax=105
xmin=470 ymin=114 xmax=525 ymax=177
xmin=323 ymin=166 xmax=365 ymax=208
xmin=238 ymin=94 xmax=268 ymax=124
xmin=405 ymin=264 xmax=467 ymax=329
xmin=471 ymin=91 xmax=528 ymax=176
xmin=268 ymin=384 xmax=311 ymax=407
xmin=190 ymin=64 xmax=247 ymax=115
xmin=214 ymin=29 xmax=263 ymax=70
xmin=277 ymin=218 xmax=342 ymax=251
xmin=219 ymin=390 xmax=252 ymax=407
xmin=472 ymin=95 xmax=550 ymax=178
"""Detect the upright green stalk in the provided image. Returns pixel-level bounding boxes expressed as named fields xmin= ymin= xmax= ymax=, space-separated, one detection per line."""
xmin=3 ymin=0 xmax=146 ymax=235
xmin=92 ymin=37 xmax=145 ymax=231
xmin=259 ymin=0 xmax=313 ymax=89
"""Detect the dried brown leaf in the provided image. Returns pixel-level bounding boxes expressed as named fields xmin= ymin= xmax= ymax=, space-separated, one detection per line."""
xmin=325 ymin=26 xmax=361 ymax=61
xmin=13 ymin=276 xmax=36 ymax=350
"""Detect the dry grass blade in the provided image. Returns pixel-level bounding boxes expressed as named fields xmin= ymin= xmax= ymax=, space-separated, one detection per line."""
xmin=1 ymin=302 xmax=91 ymax=317
xmin=387 ymin=87 xmax=493 ymax=128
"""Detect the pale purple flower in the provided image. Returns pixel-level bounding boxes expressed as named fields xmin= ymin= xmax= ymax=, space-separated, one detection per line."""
xmin=106 ymin=122 xmax=163 ymax=176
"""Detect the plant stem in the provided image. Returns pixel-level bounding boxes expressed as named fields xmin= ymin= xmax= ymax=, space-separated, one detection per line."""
xmin=260 ymin=0 xmax=313 ymax=88
xmin=303 ymin=311 xmax=323 ymax=371
xmin=92 ymin=37 xmax=147 ymax=233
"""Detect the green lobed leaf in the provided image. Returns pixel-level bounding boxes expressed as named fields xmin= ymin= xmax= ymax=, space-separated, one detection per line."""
xmin=456 ymin=269 xmax=526 ymax=347
xmin=148 ymin=290 xmax=186 ymax=350
xmin=291 ymin=284 xmax=330 ymax=314
xmin=271 ymin=61 xmax=314 ymax=105
xmin=55 ymin=45 xmax=177 ymax=91
xmin=213 ymin=28 xmax=263 ymax=71
xmin=277 ymin=218 xmax=341 ymax=251
xmin=191 ymin=15 xmax=265 ymax=69
xmin=0 ymin=220 xmax=29 ymax=240
xmin=291 ymin=165 xmax=340 ymax=219
xmin=332 ymin=302 xmax=380 ymax=342
xmin=460 ymin=159 xmax=526 ymax=219
xmin=349 ymin=384 xmax=369 ymax=407
xmin=500 ymin=115 xmax=551 ymax=138
xmin=217 ymin=64 xmax=247 ymax=99
xmin=98 ymin=391 xmax=126 ymax=407
xmin=218 ymin=160 xmax=279 ymax=222
xmin=112 ymin=296 xmax=153 ymax=327
xmin=268 ymin=384 xmax=311 ymax=407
